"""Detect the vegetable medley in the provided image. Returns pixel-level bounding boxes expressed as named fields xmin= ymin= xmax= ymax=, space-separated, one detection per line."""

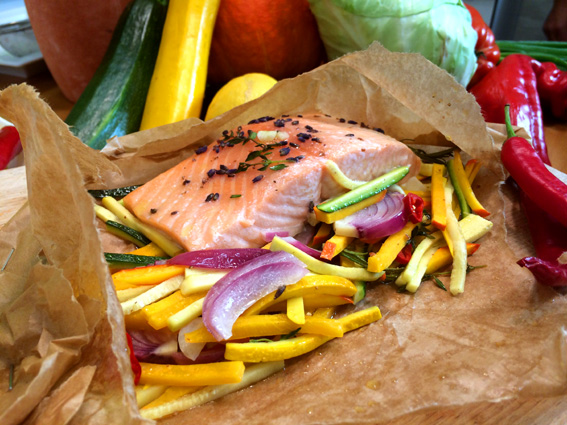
xmin=93 ymin=145 xmax=492 ymax=420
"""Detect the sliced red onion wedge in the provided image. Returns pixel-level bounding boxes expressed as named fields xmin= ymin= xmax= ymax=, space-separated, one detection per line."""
xmin=203 ymin=251 xmax=308 ymax=341
xmin=167 ymin=248 xmax=269 ymax=269
xmin=334 ymin=192 xmax=407 ymax=240
xmin=263 ymin=231 xmax=290 ymax=242
xmin=178 ymin=317 xmax=206 ymax=361
xmin=279 ymin=236 xmax=324 ymax=260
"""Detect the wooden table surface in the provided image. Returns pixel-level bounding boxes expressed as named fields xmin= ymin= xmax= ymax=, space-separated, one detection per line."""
xmin=1 ymin=70 xmax=567 ymax=424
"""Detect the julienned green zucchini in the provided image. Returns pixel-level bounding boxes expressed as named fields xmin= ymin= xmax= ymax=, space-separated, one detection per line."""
xmin=106 ymin=220 xmax=151 ymax=247
xmin=105 ymin=253 xmax=168 ymax=269
xmin=317 ymin=166 xmax=409 ymax=213
xmin=65 ymin=0 xmax=168 ymax=150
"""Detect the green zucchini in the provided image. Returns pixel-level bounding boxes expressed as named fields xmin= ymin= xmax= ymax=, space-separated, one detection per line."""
xmin=353 ymin=281 xmax=366 ymax=304
xmin=105 ymin=253 xmax=168 ymax=269
xmin=89 ymin=185 xmax=141 ymax=199
xmin=317 ymin=166 xmax=409 ymax=213
xmin=106 ymin=220 xmax=151 ymax=247
xmin=65 ymin=0 xmax=168 ymax=149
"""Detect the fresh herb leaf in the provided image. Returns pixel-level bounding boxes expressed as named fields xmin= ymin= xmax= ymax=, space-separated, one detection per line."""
xmin=230 ymin=194 xmax=242 ymax=198
xmin=433 ymin=276 xmax=447 ymax=291
xmin=249 ymin=338 xmax=274 ymax=343
xmin=340 ymin=250 xmax=369 ymax=268
xmin=409 ymin=146 xmax=454 ymax=164
xmin=269 ymin=164 xmax=287 ymax=171
xmin=280 ymin=328 xmax=301 ymax=340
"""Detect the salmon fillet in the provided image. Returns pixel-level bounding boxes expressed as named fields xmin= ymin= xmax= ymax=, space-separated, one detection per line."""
xmin=123 ymin=114 xmax=421 ymax=251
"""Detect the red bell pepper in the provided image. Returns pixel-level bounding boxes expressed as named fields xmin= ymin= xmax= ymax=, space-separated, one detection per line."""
xmin=469 ymin=54 xmax=550 ymax=165
xmin=0 ymin=125 xmax=21 ymax=170
xmin=531 ymin=60 xmax=567 ymax=121
xmin=395 ymin=243 xmax=412 ymax=265
xmin=465 ymin=3 xmax=500 ymax=88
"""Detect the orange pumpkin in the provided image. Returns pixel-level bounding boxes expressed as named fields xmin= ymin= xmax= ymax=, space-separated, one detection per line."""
xmin=207 ymin=0 xmax=326 ymax=84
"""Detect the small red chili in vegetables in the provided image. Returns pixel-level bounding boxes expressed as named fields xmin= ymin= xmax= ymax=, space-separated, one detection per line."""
xmin=470 ymin=54 xmax=550 ymax=165
xmin=0 ymin=125 xmax=21 ymax=170
xmin=403 ymin=193 xmax=424 ymax=224
xmin=502 ymin=104 xmax=567 ymax=228
xmin=465 ymin=4 xmax=500 ymax=88
xmin=395 ymin=243 xmax=412 ymax=265
xmin=126 ymin=332 xmax=141 ymax=385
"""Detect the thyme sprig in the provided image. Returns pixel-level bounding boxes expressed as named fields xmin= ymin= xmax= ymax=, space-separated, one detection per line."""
xmin=408 ymin=146 xmax=454 ymax=164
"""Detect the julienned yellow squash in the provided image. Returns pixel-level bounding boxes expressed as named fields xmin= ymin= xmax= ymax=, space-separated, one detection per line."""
xmin=140 ymin=0 xmax=220 ymax=129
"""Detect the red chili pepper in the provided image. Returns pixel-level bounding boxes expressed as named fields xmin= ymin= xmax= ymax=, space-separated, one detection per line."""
xmin=0 ymin=125 xmax=22 ymax=170
xmin=403 ymin=193 xmax=424 ymax=224
xmin=395 ymin=242 xmax=412 ymax=265
xmin=502 ymin=105 xmax=567 ymax=228
xmin=126 ymin=332 xmax=141 ymax=385
xmin=465 ymin=4 xmax=500 ymax=88
xmin=469 ymin=54 xmax=550 ymax=165
xmin=516 ymin=189 xmax=567 ymax=286
xmin=531 ymin=60 xmax=567 ymax=121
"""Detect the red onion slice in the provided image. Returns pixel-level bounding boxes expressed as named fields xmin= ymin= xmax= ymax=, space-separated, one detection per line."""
xmin=334 ymin=192 xmax=407 ymax=240
xmin=203 ymin=251 xmax=308 ymax=341
xmin=178 ymin=317 xmax=206 ymax=361
xmin=263 ymin=231 xmax=290 ymax=242
xmin=167 ymin=248 xmax=269 ymax=269
xmin=280 ymin=236 xmax=324 ymax=260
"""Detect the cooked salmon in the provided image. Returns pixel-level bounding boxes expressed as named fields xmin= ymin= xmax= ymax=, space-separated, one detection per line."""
xmin=123 ymin=114 xmax=421 ymax=251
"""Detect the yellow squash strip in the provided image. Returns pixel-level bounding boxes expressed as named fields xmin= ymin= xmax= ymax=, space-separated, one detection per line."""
xmin=325 ymin=160 xmax=367 ymax=190
xmin=443 ymin=183 xmax=468 ymax=295
xmin=431 ymin=164 xmax=447 ymax=231
xmin=225 ymin=334 xmax=331 ymax=362
xmin=287 ymin=296 xmax=306 ymax=325
xmin=128 ymin=242 xmax=168 ymax=257
xmin=136 ymin=384 xmax=167 ymax=408
xmin=142 ymin=386 xmax=202 ymax=410
xmin=314 ymin=191 xmax=386 ymax=224
xmin=116 ymin=286 xmax=151 ymax=302
xmin=124 ymin=310 xmax=154 ymax=332
xmin=452 ymin=151 xmax=489 ymax=217
xmin=404 ymin=242 xmax=442 ymax=293
xmin=419 ymin=163 xmax=434 ymax=177
xmin=404 ymin=190 xmax=430 ymax=199
xmin=139 ymin=361 xmax=245 ymax=386
xmin=313 ymin=307 xmax=336 ymax=318
xmin=94 ymin=204 xmax=121 ymax=224
xmin=271 ymin=236 xmax=382 ymax=281
xmin=321 ymin=235 xmax=354 ymax=260
xmin=144 ymin=291 xmax=207 ymax=330
xmin=441 ymin=227 xmax=454 ymax=256
xmin=167 ymin=296 xmax=205 ymax=332
xmin=265 ymin=294 xmax=353 ymax=313
xmin=121 ymin=275 xmax=184 ymax=315
xmin=140 ymin=361 xmax=284 ymax=420
xmin=338 ymin=306 xmax=382 ymax=331
xmin=185 ymin=314 xmax=344 ymax=342
xmin=425 ymin=243 xmax=480 ymax=274
xmin=180 ymin=269 xmax=227 ymax=295
xmin=140 ymin=0 xmax=221 ymax=129
xmin=465 ymin=159 xmax=481 ymax=183
xmin=367 ymin=221 xmax=419 ymax=272
xmin=142 ymin=290 xmax=186 ymax=317
xmin=243 ymin=275 xmax=357 ymax=316
xmin=311 ymin=223 xmax=333 ymax=247
xmin=112 ymin=264 xmax=186 ymax=289
xmin=225 ymin=306 xmax=382 ymax=362
xmin=102 ymin=196 xmax=184 ymax=256
xmin=395 ymin=232 xmax=444 ymax=287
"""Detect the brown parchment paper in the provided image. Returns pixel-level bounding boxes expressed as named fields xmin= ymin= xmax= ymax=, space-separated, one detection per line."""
xmin=1 ymin=42 xmax=566 ymax=425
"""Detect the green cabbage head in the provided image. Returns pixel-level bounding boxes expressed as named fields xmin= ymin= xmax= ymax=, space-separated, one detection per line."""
xmin=308 ymin=0 xmax=478 ymax=86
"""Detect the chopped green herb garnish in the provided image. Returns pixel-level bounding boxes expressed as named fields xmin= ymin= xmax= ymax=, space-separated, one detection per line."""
xmin=280 ymin=328 xmax=301 ymax=340
xmin=340 ymin=250 xmax=369 ymax=268
xmin=408 ymin=146 xmax=454 ymax=164
xmin=433 ymin=276 xmax=447 ymax=291
xmin=249 ymin=338 xmax=274 ymax=343
xmin=230 ymin=194 xmax=242 ymax=198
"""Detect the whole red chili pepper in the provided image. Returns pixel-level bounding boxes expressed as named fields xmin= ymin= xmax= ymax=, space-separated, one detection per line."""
xmin=469 ymin=54 xmax=550 ymax=165
xmin=403 ymin=193 xmax=424 ymax=224
xmin=0 ymin=125 xmax=21 ymax=170
xmin=502 ymin=104 xmax=567 ymax=227
xmin=465 ymin=4 xmax=500 ymax=88
xmin=516 ymin=189 xmax=567 ymax=286
xmin=531 ymin=60 xmax=567 ymax=120
xmin=126 ymin=332 xmax=141 ymax=385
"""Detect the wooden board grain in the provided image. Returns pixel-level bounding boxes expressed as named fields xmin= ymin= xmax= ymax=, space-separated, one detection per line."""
xmin=0 ymin=165 xmax=26 ymax=229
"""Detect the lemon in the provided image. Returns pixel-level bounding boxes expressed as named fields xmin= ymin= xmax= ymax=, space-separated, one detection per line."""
xmin=205 ymin=73 xmax=277 ymax=120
